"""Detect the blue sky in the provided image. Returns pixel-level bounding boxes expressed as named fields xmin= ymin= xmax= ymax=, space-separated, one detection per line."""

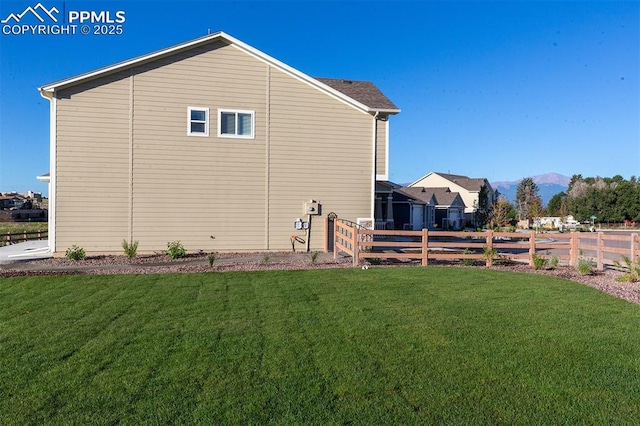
xmin=1 ymin=0 xmax=638 ymax=196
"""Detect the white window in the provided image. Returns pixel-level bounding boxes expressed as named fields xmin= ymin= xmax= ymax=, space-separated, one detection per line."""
xmin=218 ymin=109 xmax=254 ymax=138
xmin=188 ymin=107 xmax=209 ymax=137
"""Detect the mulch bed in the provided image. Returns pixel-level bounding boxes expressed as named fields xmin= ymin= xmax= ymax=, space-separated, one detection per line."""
xmin=1 ymin=252 xmax=638 ymax=305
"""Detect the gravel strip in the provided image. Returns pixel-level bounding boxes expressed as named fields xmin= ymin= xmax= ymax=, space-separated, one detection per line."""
xmin=1 ymin=252 xmax=638 ymax=305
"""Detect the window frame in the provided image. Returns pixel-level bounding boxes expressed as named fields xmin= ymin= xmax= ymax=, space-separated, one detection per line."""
xmin=217 ymin=109 xmax=255 ymax=139
xmin=187 ymin=106 xmax=209 ymax=137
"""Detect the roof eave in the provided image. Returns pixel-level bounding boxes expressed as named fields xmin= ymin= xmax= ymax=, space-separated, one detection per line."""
xmin=39 ymin=31 xmax=230 ymax=94
xmin=372 ymin=108 xmax=401 ymax=115
xmin=37 ymin=31 xmax=396 ymax=115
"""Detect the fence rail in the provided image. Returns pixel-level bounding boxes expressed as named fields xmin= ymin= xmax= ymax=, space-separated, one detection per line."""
xmin=334 ymin=220 xmax=639 ymax=270
xmin=1 ymin=230 xmax=48 ymax=245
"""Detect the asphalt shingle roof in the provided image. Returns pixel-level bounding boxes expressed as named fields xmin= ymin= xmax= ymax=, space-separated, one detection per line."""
xmin=435 ymin=173 xmax=488 ymax=192
xmin=398 ymin=187 xmax=464 ymax=207
xmin=315 ymin=77 xmax=399 ymax=112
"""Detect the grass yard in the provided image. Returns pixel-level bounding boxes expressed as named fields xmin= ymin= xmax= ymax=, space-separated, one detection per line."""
xmin=1 ymin=267 xmax=639 ymax=424
xmin=0 ymin=221 xmax=48 ymax=235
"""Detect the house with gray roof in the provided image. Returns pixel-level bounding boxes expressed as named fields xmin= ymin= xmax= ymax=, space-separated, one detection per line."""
xmin=399 ymin=187 xmax=465 ymax=230
xmin=409 ymin=172 xmax=495 ymax=227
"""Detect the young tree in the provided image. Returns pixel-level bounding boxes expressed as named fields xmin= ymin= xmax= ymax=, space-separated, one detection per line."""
xmin=490 ymin=195 xmax=514 ymax=228
xmin=474 ymin=184 xmax=491 ymax=227
xmin=515 ymin=177 xmax=542 ymax=222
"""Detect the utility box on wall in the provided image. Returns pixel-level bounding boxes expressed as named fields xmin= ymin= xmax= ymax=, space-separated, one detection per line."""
xmin=304 ymin=200 xmax=320 ymax=215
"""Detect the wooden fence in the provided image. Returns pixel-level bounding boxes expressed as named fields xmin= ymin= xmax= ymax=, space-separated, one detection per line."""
xmin=1 ymin=230 xmax=48 ymax=246
xmin=334 ymin=220 xmax=639 ymax=271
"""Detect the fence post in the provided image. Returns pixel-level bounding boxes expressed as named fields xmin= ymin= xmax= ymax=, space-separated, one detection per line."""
xmin=333 ymin=220 xmax=338 ymax=260
xmin=6 ymin=232 xmax=10 ymax=244
xmin=352 ymin=225 xmax=359 ymax=267
xmin=632 ymin=233 xmax=639 ymax=265
xmin=421 ymin=228 xmax=428 ymax=266
xmin=529 ymin=231 xmax=536 ymax=267
xmin=485 ymin=229 xmax=493 ymax=267
xmin=569 ymin=232 xmax=578 ymax=266
xmin=324 ymin=216 xmax=329 ymax=254
xmin=23 ymin=231 xmax=27 ymax=242
xmin=597 ymin=232 xmax=604 ymax=271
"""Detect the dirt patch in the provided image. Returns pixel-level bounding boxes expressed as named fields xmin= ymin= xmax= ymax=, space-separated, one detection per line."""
xmin=1 ymin=252 xmax=638 ymax=305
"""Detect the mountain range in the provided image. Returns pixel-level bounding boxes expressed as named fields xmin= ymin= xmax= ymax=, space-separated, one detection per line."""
xmin=491 ymin=173 xmax=570 ymax=206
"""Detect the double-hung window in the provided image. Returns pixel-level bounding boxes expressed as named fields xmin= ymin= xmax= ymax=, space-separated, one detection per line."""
xmin=188 ymin=107 xmax=209 ymax=137
xmin=218 ymin=109 xmax=254 ymax=138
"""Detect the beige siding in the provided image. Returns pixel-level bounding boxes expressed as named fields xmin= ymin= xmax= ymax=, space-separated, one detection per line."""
xmin=130 ymin=42 xmax=267 ymax=252
xmin=411 ymin=174 xmax=455 ymax=189
xmin=55 ymin=71 xmax=131 ymax=252
xmin=52 ymin=40 xmax=376 ymax=254
xmin=376 ymin=117 xmax=388 ymax=177
xmin=268 ymin=69 xmax=373 ymax=251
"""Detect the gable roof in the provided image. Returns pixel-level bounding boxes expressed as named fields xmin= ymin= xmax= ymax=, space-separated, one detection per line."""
xmin=435 ymin=173 xmax=488 ymax=192
xmin=410 ymin=172 xmax=489 ymax=192
xmin=39 ymin=31 xmax=400 ymax=115
xmin=400 ymin=187 xmax=464 ymax=207
xmin=315 ymin=78 xmax=399 ymax=112
xmin=394 ymin=187 xmax=435 ymax=204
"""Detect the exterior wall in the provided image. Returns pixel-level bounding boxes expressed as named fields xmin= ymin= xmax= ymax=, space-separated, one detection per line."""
xmin=411 ymin=173 xmax=453 ymax=189
xmin=268 ymin=68 xmax=373 ymax=251
xmin=130 ymin=42 xmax=267 ymax=252
xmin=55 ymin=71 xmax=132 ymax=252
xmin=52 ymin=40 xmax=375 ymax=254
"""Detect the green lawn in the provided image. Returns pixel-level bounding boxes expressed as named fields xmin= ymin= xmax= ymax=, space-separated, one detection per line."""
xmin=1 ymin=268 xmax=639 ymax=424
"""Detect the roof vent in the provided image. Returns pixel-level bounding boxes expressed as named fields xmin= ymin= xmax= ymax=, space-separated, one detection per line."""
xmin=421 ymin=187 xmax=426 ymax=192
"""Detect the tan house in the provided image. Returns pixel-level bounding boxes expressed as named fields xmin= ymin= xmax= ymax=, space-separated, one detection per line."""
xmin=409 ymin=172 xmax=495 ymax=227
xmin=38 ymin=32 xmax=399 ymax=255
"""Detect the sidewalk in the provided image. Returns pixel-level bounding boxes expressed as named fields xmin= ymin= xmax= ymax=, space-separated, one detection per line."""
xmin=0 ymin=240 xmax=51 ymax=264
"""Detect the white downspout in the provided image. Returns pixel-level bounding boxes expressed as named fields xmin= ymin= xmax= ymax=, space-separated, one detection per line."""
xmin=371 ymin=111 xmax=380 ymax=222
xmin=39 ymin=89 xmax=56 ymax=254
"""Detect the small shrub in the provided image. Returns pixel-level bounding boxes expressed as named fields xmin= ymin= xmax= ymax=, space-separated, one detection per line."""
xmin=461 ymin=248 xmax=476 ymax=266
xmin=262 ymin=254 xmax=270 ymax=265
xmin=208 ymin=252 xmax=217 ymax=268
xmin=65 ymin=245 xmax=86 ymax=261
xmin=121 ymin=239 xmax=139 ymax=259
xmin=165 ymin=241 xmax=186 ymax=259
xmin=575 ymin=257 xmax=595 ymax=276
xmin=367 ymin=257 xmax=382 ymax=265
xmin=532 ymin=253 xmax=548 ymax=270
xmin=614 ymin=256 xmax=640 ymax=283
xmin=483 ymin=246 xmax=499 ymax=265
xmin=548 ymin=255 xmax=560 ymax=269
xmin=310 ymin=251 xmax=319 ymax=265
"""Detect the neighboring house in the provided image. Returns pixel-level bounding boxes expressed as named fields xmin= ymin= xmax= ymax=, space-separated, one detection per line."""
xmin=391 ymin=187 xmax=436 ymax=230
xmin=0 ymin=193 xmax=28 ymax=210
xmin=409 ymin=172 xmax=495 ymax=227
xmin=38 ymin=32 xmax=399 ymax=255
xmin=534 ymin=215 xmax=582 ymax=230
xmin=374 ymin=181 xmax=400 ymax=229
xmin=405 ymin=187 xmax=465 ymax=230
